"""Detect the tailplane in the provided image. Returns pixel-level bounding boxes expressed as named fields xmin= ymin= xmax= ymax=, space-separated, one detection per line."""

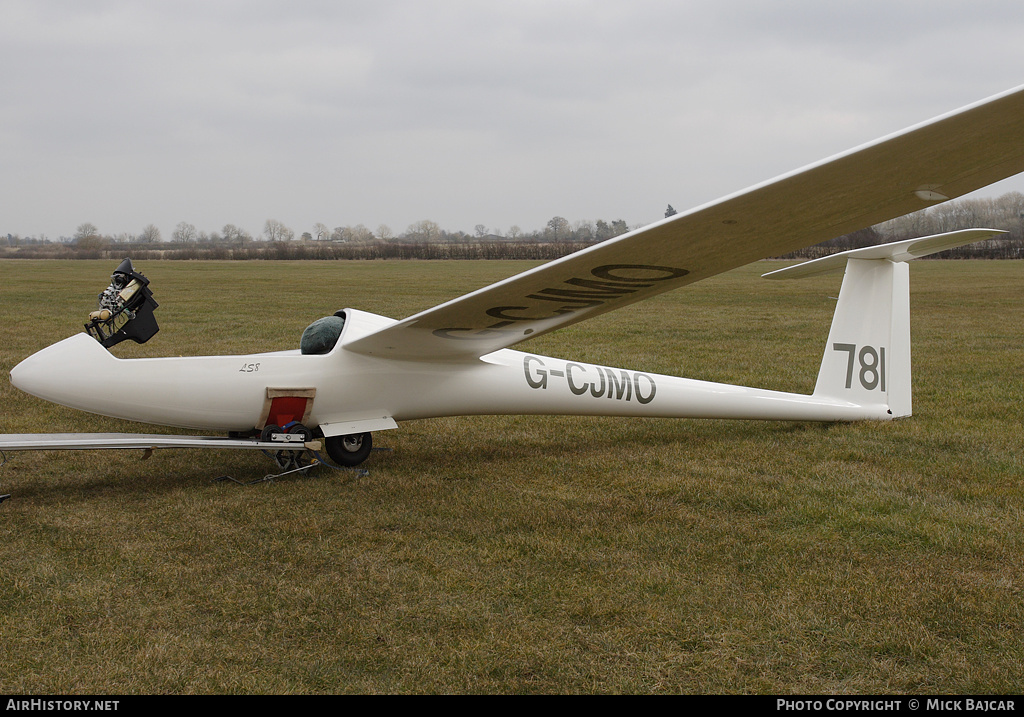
xmin=763 ymin=229 xmax=1005 ymax=418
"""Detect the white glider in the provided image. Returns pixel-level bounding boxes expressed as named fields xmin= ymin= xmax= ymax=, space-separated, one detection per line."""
xmin=5 ymin=85 xmax=1024 ymax=470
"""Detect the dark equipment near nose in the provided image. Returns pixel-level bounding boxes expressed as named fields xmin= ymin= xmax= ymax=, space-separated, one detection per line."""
xmin=84 ymin=258 xmax=160 ymax=348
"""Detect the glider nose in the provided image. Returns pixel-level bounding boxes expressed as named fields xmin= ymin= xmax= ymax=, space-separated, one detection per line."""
xmin=10 ymin=344 xmax=59 ymax=399
xmin=10 ymin=334 xmax=104 ymax=403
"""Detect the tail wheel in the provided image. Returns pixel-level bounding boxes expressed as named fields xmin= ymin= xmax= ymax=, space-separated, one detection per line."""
xmin=325 ymin=432 xmax=373 ymax=467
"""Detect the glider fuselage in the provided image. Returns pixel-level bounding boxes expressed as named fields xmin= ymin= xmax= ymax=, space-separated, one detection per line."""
xmin=10 ymin=307 xmax=887 ymax=437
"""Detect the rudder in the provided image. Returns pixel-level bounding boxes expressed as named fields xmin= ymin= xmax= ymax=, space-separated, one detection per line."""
xmin=813 ymin=258 xmax=911 ymax=416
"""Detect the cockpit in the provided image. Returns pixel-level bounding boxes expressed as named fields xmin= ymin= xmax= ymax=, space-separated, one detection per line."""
xmin=299 ymin=312 xmax=346 ymax=354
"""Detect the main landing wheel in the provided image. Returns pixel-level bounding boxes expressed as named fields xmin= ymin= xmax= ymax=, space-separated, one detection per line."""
xmin=324 ymin=432 xmax=373 ymax=467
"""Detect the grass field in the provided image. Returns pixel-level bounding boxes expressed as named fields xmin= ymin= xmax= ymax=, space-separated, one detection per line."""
xmin=0 ymin=258 xmax=1022 ymax=694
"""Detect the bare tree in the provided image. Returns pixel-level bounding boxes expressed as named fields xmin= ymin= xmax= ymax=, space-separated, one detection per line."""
xmin=406 ymin=219 xmax=441 ymax=242
xmin=74 ymin=223 xmax=99 ymax=242
xmin=172 ymin=222 xmax=197 ymax=243
xmin=545 ymin=216 xmax=570 ymax=241
xmin=572 ymin=219 xmax=594 ymax=241
xmin=138 ymin=224 xmax=162 ymax=243
xmin=313 ymin=223 xmax=330 ymax=241
xmin=222 ymin=224 xmax=252 ymax=243
xmin=263 ymin=219 xmax=294 ymax=242
xmin=330 ymin=224 xmax=374 ymax=243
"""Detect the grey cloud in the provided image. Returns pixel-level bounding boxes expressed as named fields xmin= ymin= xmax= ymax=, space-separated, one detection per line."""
xmin=2 ymin=0 xmax=1023 ymax=239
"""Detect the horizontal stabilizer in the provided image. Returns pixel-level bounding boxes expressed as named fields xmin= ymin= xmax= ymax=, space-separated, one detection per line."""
xmin=762 ymin=229 xmax=1006 ymax=280
xmin=0 ymin=433 xmax=320 ymax=452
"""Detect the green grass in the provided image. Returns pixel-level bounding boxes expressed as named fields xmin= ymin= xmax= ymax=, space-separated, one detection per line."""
xmin=0 ymin=258 xmax=1022 ymax=693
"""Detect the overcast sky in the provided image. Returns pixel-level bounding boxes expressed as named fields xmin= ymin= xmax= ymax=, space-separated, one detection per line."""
xmin=3 ymin=0 xmax=1024 ymax=241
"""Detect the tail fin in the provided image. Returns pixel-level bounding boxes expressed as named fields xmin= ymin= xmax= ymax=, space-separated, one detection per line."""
xmin=813 ymin=258 xmax=912 ymax=415
xmin=764 ymin=229 xmax=1005 ymax=418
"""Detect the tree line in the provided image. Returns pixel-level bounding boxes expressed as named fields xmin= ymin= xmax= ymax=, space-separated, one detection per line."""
xmin=3 ymin=193 xmax=1023 ymax=261
xmin=1 ymin=215 xmax=632 ymax=261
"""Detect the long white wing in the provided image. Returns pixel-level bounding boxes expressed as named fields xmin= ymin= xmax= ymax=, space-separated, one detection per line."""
xmin=346 ymin=84 xmax=1024 ymax=362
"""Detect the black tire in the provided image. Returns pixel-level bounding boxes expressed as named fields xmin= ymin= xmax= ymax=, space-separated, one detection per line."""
xmin=325 ymin=432 xmax=373 ymax=467
xmin=286 ymin=423 xmax=313 ymax=442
